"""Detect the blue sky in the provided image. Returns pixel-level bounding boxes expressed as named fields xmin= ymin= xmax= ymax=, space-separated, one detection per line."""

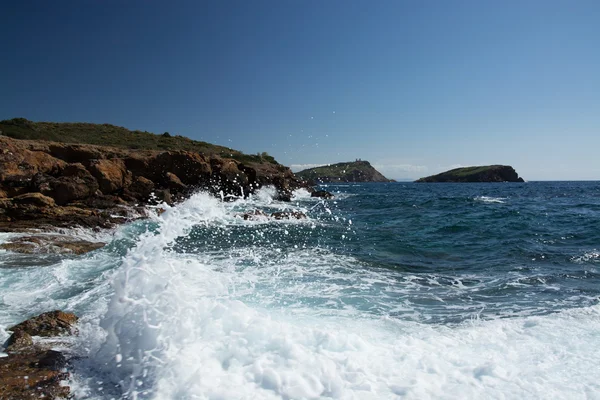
xmin=1 ymin=1 xmax=599 ymax=180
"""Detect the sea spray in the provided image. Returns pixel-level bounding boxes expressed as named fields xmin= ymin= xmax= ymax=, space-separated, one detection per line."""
xmin=96 ymin=193 xmax=230 ymax=397
xmin=3 ymin=182 xmax=600 ymax=399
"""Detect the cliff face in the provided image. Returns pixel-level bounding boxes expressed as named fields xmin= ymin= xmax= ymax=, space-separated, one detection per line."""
xmin=0 ymin=135 xmax=301 ymax=230
xmin=295 ymin=161 xmax=392 ymax=183
xmin=415 ymin=165 xmax=525 ymax=183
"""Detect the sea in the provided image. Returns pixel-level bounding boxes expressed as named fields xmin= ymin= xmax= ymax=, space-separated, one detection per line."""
xmin=1 ymin=181 xmax=600 ymax=399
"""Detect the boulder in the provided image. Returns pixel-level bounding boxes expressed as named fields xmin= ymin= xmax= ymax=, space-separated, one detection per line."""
xmin=238 ymin=209 xmax=268 ymax=220
xmin=3 ymin=330 xmax=33 ymax=353
xmin=88 ymin=158 xmax=131 ymax=194
xmin=153 ymin=189 xmax=173 ymax=205
xmin=9 ymin=310 xmax=79 ymax=337
xmin=271 ymin=211 xmax=307 ymax=220
xmin=311 ymin=190 xmax=334 ymax=199
xmin=125 ymin=176 xmax=155 ymax=201
xmin=164 ymin=172 xmax=187 ymax=192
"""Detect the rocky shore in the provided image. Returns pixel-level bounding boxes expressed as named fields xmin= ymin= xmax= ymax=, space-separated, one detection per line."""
xmin=1 ymin=311 xmax=79 ymax=399
xmin=0 ymin=130 xmax=336 ymax=398
xmin=0 ymin=135 xmax=305 ymax=232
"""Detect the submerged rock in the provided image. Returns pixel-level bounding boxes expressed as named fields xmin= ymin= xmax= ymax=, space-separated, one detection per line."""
xmin=311 ymin=190 xmax=334 ymax=199
xmin=0 ymin=235 xmax=105 ymax=255
xmin=238 ymin=209 xmax=268 ymax=220
xmin=270 ymin=211 xmax=307 ymax=220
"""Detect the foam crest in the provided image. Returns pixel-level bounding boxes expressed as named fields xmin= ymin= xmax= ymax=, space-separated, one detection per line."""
xmin=474 ymin=195 xmax=506 ymax=204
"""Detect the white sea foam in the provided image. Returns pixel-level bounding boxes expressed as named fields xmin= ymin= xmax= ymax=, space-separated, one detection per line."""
xmin=3 ymin=188 xmax=599 ymax=399
xmin=572 ymin=250 xmax=600 ymax=263
xmin=474 ymin=196 xmax=507 ymax=204
xmin=58 ymin=191 xmax=600 ymax=399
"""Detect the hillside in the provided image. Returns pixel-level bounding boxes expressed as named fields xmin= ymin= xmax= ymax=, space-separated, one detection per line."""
xmin=0 ymin=118 xmax=277 ymax=165
xmin=415 ymin=165 xmax=525 ymax=183
xmin=295 ymin=161 xmax=392 ymax=183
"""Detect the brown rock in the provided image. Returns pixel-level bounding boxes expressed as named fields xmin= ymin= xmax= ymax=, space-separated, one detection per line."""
xmin=154 ymin=151 xmax=212 ymax=185
xmin=153 ymin=189 xmax=173 ymax=205
xmin=165 ymin=172 xmax=187 ymax=192
xmin=11 ymin=193 xmax=56 ymax=207
xmin=45 ymin=174 xmax=99 ymax=206
xmin=48 ymin=143 xmax=105 ymax=163
xmin=9 ymin=310 xmax=79 ymax=337
xmin=3 ymin=330 xmax=33 ymax=353
xmin=0 ymin=349 xmax=70 ymax=399
xmin=126 ymin=176 xmax=155 ymax=201
xmin=0 ymin=235 xmax=105 ymax=255
xmin=88 ymin=158 xmax=131 ymax=194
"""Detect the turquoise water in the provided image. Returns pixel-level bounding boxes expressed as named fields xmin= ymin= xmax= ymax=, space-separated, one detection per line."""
xmin=1 ymin=182 xmax=599 ymax=399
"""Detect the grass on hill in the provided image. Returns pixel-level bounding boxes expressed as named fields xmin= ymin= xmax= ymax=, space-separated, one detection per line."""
xmin=0 ymin=118 xmax=278 ymax=165
xmin=295 ymin=161 xmax=373 ymax=179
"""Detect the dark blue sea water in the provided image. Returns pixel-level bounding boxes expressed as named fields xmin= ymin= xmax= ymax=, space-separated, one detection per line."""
xmin=1 ymin=182 xmax=599 ymax=399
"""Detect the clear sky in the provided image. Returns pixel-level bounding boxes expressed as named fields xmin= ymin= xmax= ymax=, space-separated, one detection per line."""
xmin=2 ymin=1 xmax=599 ymax=180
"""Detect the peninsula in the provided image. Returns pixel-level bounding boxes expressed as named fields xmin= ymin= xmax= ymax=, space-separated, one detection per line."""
xmin=295 ymin=160 xmax=392 ymax=183
xmin=415 ymin=165 xmax=525 ymax=183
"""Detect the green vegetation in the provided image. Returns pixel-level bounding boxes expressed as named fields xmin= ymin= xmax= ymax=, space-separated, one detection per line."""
xmin=295 ymin=160 xmax=391 ymax=183
xmin=0 ymin=118 xmax=278 ymax=165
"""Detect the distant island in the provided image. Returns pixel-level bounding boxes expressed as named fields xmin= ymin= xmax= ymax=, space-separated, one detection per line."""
xmin=295 ymin=160 xmax=393 ymax=183
xmin=415 ymin=165 xmax=525 ymax=183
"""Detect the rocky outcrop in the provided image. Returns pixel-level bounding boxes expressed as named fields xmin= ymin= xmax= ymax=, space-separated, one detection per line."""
xmin=295 ymin=160 xmax=392 ymax=183
xmin=1 ymin=311 xmax=79 ymax=399
xmin=311 ymin=190 xmax=334 ymax=199
xmin=8 ymin=310 xmax=79 ymax=337
xmin=0 ymin=136 xmax=304 ymax=230
xmin=415 ymin=165 xmax=525 ymax=183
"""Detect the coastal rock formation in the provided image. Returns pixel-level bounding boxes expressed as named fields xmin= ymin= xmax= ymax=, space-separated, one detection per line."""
xmin=415 ymin=165 xmax=525 ymax=183
xmin=311 ymin=190 xmax=334 ymax=199
xmin=0 ymin=126 xmax=304 ymax=229
xmin=295 ymin=160 xmax=392 ymax=183
xmin=8 ymin=310 xmax=79 ymax=337
xmin=1 ymin=311 xmax=79 ymax=399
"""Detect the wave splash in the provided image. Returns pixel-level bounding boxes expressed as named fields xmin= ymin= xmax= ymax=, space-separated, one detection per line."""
xmin=74 ymin=190 xmax=600 ymax=399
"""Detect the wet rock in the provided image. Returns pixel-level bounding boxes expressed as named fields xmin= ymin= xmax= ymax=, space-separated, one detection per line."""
xmin=9 ymin=310 xmax=79 ymax=337
xmin=125 ymin=175 xmax=155 ymax=201
xmin=152 ymin=189 xmax=173 ymax=205
xmin=164 ymin=172 xmax=187 ymax=192
xmin=3 ymin=330 xmax=33 ymax=353
xmin=275 ymin=189 xmax=293 ymax=202
xmin=0 ymin=235 xmax=105 ymax=255
xmin=0 ymin=349 xmax=70 ymax=400
xmin=0 ymin=135 xmax=304 ymax=230
xmin=238 ymin=210 xmax=268 ymax=220
xmin=311 ymin=190 xmax=334 ymax=199
xmin=271 ymin=211 xmax=307 ymax=220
